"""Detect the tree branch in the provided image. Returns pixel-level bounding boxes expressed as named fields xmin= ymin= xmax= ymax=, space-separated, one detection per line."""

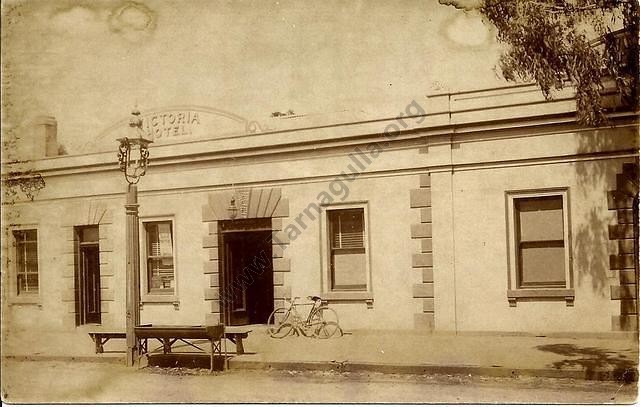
xmin=526 ymin=0 xmax=627 ymax=13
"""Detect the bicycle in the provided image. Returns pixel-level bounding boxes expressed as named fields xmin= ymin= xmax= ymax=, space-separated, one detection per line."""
xmin=266 ymin=296 xmax=342 ymax=339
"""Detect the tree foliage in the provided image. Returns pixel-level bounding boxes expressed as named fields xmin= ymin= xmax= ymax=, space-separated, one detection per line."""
xmin=2 ymin=170 xmax=46 ymax=204
xmin=443 ymin=0 xmax=639 ymax=126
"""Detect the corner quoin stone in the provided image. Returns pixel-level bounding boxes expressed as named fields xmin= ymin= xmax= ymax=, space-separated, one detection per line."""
xmin=413 ymin=283 xmax=434 ymax=298
xmin=273 ymin=258 xmax=290 ymax=272
xmin=410 ymin=189 xmax=431 ymax=208
xmin=204 ymin=288 xmax=220 ymax=301
xmin=412 ymin=253 xmax=433 ymax=268
xmin=419 ymin=174 xmax=431 ymax=188
xmin=411 ymin=223 xmax=432 ymax=239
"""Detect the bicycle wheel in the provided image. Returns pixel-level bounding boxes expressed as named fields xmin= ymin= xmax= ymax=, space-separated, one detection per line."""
xmin=309 ymin=306 xmax=341 ymax=339
xmin=266 ymin=307 xmax=293 ymax=338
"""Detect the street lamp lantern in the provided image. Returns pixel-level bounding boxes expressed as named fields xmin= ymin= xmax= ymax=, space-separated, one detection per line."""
xmin=117 ymin=110 xmax=153 ymax=184
xmin=116 ymin=108 xmax=152 ymax=367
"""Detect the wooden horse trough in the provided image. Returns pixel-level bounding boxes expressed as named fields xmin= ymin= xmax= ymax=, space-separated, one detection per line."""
xmin=135 ymin=325 xmax=227 ymax=372
xmin=88 ymin=325 xmax=253 ymax=371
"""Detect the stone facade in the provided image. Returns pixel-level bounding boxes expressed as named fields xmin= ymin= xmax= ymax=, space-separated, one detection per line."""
xmin=2 ymin=84 xmax=638 ymax=345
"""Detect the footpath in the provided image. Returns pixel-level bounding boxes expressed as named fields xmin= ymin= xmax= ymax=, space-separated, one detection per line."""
xmin=3 ymin=326 xmax=638 ymax=382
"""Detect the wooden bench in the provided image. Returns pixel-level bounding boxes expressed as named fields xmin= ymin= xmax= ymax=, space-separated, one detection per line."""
xmin=135 ymin=325 xmax=226 ymax=372
xmin=224 ymin=326 xmax=252 ymax=355
xmin=88 ymin=332 xmax=126 ymax=354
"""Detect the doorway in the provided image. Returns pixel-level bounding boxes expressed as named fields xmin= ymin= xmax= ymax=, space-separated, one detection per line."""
xmin=75 ymin=226 xmax=101 ymax=325
xmin=220 ymin=219 xmax=273 ymax=326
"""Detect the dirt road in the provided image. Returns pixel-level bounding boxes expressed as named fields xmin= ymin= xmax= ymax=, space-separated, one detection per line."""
xmin=1 ymin=359 xmax=637 ymax=403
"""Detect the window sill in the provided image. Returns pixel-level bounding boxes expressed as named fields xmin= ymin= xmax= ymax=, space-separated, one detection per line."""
xmin=507 ymin=289 xmax=574 ymax=307
xmin=322 ymin=292 xmax=374 ymax=308
xmin=8 ymin=296 xmax=42 ymax=308
xmin=140 ymin=295 xmax=179 ymax=310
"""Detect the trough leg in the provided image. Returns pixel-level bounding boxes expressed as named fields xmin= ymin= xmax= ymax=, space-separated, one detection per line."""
xmin=94 ymin=335 xmax=104 ymax=354
xmin=162 ymin=338 xmax=171 ymax=354
xmin=234 ymin=334 xmax=245 ymax=355
xmin=210 ymin=339 xmax=214 ymax=373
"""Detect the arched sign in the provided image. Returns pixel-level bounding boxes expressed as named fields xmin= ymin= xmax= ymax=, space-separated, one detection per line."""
xmin=97 ymin=106 xmax=266 ymax=146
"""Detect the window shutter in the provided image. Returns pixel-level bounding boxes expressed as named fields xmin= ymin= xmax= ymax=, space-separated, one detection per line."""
xmin=144 ymin=221 xmax=175 ymax=293
xmin=330 ymin=210 xmax=364 ymax=249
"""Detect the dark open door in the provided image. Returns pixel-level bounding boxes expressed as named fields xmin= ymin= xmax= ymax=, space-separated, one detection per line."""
xmin=223 ymin=237 xmax=249 ymax=325
xmin=220 ymin=220 xmax=273 ymax=326
xmin=80 ymin=245 xmax=101 ymax=324
xmin=75 ymin=226 xmax=101 ymax=325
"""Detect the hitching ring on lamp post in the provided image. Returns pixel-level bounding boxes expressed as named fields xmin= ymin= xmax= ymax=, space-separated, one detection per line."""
xmin=117 ymin=109 xmax=153 ymax=184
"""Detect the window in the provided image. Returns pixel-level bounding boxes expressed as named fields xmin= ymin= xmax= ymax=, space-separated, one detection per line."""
xmin=516 ymin=196 xmax=565 ymax=287
xmin=13 ymin=229 xmax=39 ymax=296
xmin=328 ymin=209 xmax=367 ymax=291
xmin=506 ymin=190 xmax=573 ymax=306
xmin=143 ymin=221 xmax=175 ymax=295
xmin=320 ymin=204 xmax=372 ymax=305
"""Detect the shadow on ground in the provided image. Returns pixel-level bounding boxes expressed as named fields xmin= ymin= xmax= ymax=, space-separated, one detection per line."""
xmin=536 ymin=343 xmax=638 ymax=383
xmin=147 ymin=354 xmax=226 ymax=371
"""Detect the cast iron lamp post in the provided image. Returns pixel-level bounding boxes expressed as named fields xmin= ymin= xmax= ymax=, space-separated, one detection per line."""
xmin=117 ymin=109 xmax=152 ymax=367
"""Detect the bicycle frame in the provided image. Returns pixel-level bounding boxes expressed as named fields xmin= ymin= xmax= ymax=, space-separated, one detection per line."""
xmin=266 ymin=295 xmax=341 ymax=339
xmin=285 ymin=296 xmax=322 ymax=328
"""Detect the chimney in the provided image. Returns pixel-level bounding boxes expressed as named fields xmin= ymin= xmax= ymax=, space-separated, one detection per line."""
xmin=32 ymin=115 xmax=58 ymax=158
